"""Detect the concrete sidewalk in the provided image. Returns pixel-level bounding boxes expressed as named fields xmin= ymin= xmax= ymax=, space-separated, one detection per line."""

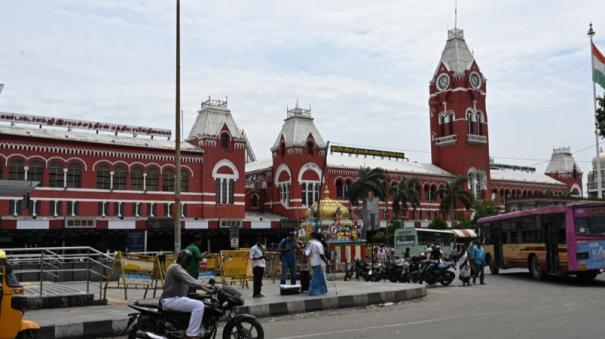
xmin=29 ymin=279 xmax=426 ymax=338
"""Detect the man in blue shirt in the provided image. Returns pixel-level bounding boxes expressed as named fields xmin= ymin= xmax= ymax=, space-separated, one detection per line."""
xmin=472 ymin=240 xmax=486 ymax=285
xmin=279 ymin=231 xmax=299 ymax=285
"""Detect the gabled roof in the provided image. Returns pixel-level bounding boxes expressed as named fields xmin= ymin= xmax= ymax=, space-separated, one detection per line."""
xmin=491 ymin=170 xmax=564 ymax=186
xmin=245 ymin=159 xmax=273 ymax=173
xmin=327 ymin=154 xmax=452 ymax=177
xmin=435 ymin=28 xmax=476 ymax=76
xmin=0 ymin=124 xmax=202 ymax=152
xmin=545 ymin=147 xmax=582 ymax=175
xmin=187 ymin=98 xmax=244 ymax=141
xmin=271 ymin=104 xmax=326 ymax=151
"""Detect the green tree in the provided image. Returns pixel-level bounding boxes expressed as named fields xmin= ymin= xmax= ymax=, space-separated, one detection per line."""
xmin=390 ymin=177 xmax=420 ymax=217
xmin=437 ymin=175 xmax=474 ymax=225
xmin=595 ymin=95 xmax=605 ymax=138
xmin=348 ymin=167 xmax=386 ymax=205
xmin=471 ymin=199 xmax=501 ymax=224
xmin=428 ymin=216 xmax=448 ymax=230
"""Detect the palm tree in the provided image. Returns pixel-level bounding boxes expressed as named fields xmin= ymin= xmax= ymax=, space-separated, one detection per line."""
xmin=348 ymin=167 xmax=386 ymax=205
xmin=437 ymin=175 xmax=474 ymax=225
xmin=391 ymin=177 xmax=420 ymax=217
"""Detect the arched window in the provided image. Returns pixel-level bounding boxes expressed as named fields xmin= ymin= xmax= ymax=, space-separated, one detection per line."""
xmin=424 ymin=184 xmax=431 ymax=202
xmin=48 ymin=162 xmax=64 ymax=188
xmin=345 ymin=180 xmax=352 ymax=199
xmin=306 ymin=140 xmax=315 ymax=156
xmin=336 ymin=179 xmax=345 ymax=198
xmin=131 ymin=167 xmax=144 ymax=190
xmin=147 ymin=168 xmax=159 ymax=191
xmin=8 ymin=159 xmax=25 ymax=180
xmin=163 ymin=169 xmax=175 ymax=192
xmin=476 ymin=113 xmax=483 ymax=135
xmin=439 ymin=115 xmax=445 ymax=136
xmin=29 ymin=161 xmax=44 ymax=184
xmin=0 ymin=159 xmax=4 ymax=179
xmin=96 ymin=165 xmax=111 ymax=189
xmin=251 ymin=193 xmax=259 ymax=208
xmin=180 ymin=170 xmax=189 ymax=192
xmin=467 ymin=112 xmax=474 ymax=134
xmin=280 ymin=141 xmax=286 ymax=157
xmin=220 ymin=133 xmax=230 ymax=149
xmin=448 ymin=113 xmax=454 ymax=135
xmin=114 ymin=166 xmax=127 ymax=190
xmin=66 ymin=164 xmax=82 ymax=188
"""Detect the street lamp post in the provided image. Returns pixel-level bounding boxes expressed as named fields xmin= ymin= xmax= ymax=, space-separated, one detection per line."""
xmin=174 ymin=0 xmax=182 ymax=252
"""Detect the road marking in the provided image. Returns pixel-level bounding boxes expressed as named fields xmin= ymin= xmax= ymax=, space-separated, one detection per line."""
xmin=275 ymin=310 xmax=509 ymax=339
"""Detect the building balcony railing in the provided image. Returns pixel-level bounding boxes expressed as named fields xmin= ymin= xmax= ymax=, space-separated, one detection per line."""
xmin=467 ymin=134 xmax=488 ymax=144
xmin=435 ymin=134 xmax=457 ymax=146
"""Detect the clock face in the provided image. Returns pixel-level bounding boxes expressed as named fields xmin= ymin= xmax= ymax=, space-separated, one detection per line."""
xmin=437 ymin=74 xmax=450 ymax=91
xmin=470 ymin=73 xmax=481 ymax=89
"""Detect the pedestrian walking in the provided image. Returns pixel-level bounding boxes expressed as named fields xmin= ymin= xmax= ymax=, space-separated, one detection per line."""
xmin=305 ymin=232 xmax=328 ymax=296
xmin=472 ymin=240 xmax=486 ymax=285
xmin=249 ymin=237 xmax=266 ymax=298
xmin=279 ymin=231 xmax=299 ymax=285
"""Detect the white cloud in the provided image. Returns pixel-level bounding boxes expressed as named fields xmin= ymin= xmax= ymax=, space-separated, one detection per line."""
xmin=1 ymin=0 xmax=605 ymax=179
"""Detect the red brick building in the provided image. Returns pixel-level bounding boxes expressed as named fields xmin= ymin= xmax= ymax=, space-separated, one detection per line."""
xmin=244 ymin=28 xmax=581 ymax=229
xmin=0 ymin=98 xmax=259 ymax=251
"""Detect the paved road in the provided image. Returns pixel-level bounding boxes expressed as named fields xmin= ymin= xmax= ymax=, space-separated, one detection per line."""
xmin=260 ymin=271 xmax=605 ymax=339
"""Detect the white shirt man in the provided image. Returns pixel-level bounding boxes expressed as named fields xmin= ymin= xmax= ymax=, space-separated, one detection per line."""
xmin=249 ymin=239 xmax=266 ymax=297
xmin=305 ymin=238 xmax=325 ymax=267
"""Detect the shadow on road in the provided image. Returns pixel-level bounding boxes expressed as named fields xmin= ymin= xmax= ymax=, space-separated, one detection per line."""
xmin=494 ymin=271 xmax=605 ymax=287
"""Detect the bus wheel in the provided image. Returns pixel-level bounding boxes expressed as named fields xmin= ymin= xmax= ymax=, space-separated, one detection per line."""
xmin=488 ymin=255 xmax=499 ymax=275
xmin=529 ymin=255 xmax=543 ymax=280
xmin=577 ymin=271 xmax=598 ymax=283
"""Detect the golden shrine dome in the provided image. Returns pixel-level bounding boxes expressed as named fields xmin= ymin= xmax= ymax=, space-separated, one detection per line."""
xmin=305 ymin=187 xmax=350 ymax=219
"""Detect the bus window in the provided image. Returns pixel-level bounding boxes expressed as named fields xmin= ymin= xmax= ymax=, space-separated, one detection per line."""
xmin=395 ymin=235 xmax=415 ymax=246
xmin=575 ymin=213 xmax=605 ymax=237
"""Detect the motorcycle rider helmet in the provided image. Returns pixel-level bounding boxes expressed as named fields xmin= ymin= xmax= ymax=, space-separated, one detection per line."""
xmin=176 ymin=249 xmax=194 ymax=268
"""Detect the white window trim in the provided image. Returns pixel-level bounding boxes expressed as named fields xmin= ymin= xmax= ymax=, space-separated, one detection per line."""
xmin=301 ymin=180 xmax=320 ymax=207
xmin=212 ymin=159 xmax=239 ymax=181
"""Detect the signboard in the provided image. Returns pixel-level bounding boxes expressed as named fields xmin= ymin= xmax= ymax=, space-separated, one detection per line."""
xmin=127 ymin=232 xmax=145 ymax=252
xmin=65 ymin=218 xmax=96 ymax=229
xmin=104 ymin=252 xmax=164 ymax=300
xmin=331 ymin=145 xmax=406 ymax=160
xmin=230 ymin=237 xmax=240 ymax=248
xmin=0 ymin=111 xmax=171 ymax=138
xmin=490 ymin=163 xmax=536 ymax=173
xmin=220 ymin=219 xmax=242 ymax=229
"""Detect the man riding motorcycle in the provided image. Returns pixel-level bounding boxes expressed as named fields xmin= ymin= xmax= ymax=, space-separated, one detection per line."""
xmin=160 ymin=249 xmax=214 ymax=339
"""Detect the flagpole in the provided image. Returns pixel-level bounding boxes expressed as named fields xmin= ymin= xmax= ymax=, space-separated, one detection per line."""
xmin=589 ymin=23 xmax=603 ymax=199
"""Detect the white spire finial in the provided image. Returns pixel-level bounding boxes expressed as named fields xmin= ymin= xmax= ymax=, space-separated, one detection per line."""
xmin=455 ymin=0 xmax=458 ymax=30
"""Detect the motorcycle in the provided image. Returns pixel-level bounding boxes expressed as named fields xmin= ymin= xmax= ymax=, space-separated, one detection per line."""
xmin=419 ymin=259 xmax=456 ymax=286
xmin=344 ymin=259 xmax=373 ymax=281
xmin=124 ymin=281 xmax=263 ymax=339
xmin=406 ymin=255 xmax=427 ymax=284
xmin=384 ymin=257 xmax=407 ymax=283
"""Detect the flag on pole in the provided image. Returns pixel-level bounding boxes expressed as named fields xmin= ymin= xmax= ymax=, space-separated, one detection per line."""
xmin=594 ymin=42 xmax=605 ymax=89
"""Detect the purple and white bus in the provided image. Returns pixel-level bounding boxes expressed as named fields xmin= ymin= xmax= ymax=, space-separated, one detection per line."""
xmin=478 ymin=203 xmax=605 ymax=281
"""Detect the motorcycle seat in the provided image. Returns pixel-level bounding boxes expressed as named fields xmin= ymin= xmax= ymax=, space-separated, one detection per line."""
xmin=135 ymin=301 xmax=160 ymax=309
xmin=437 ymin=263 xmax=451 ymax=270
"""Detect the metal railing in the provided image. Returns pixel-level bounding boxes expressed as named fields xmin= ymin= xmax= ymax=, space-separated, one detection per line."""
xmin=3 ymin=246 xmax=116 ymax=300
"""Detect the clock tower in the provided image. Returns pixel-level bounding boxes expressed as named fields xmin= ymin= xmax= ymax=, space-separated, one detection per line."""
xmin=429 ymin=28 xmax=491 ymax=199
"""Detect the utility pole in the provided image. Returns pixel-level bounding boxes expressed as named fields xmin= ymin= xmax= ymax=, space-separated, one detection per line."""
xmin=174 ymin=0 xmax=182 ymax=252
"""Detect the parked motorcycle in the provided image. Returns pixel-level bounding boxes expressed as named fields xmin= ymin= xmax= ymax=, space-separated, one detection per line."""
xmin=125 ymin=281 xmax=263 ymax=339
xmin=344 ymin=259 xmax=373 ymax=281
xmin=384 ymin=257 xmax=406 ymax=283
xmin=406 ymin=255 xmax=427 ymax=284
xmin=419 ymin=260 xmax=456 ymax=286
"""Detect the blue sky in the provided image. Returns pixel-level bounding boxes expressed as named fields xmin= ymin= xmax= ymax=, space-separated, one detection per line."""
xmin=1 ymin=0 xmax=605 ymax=178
